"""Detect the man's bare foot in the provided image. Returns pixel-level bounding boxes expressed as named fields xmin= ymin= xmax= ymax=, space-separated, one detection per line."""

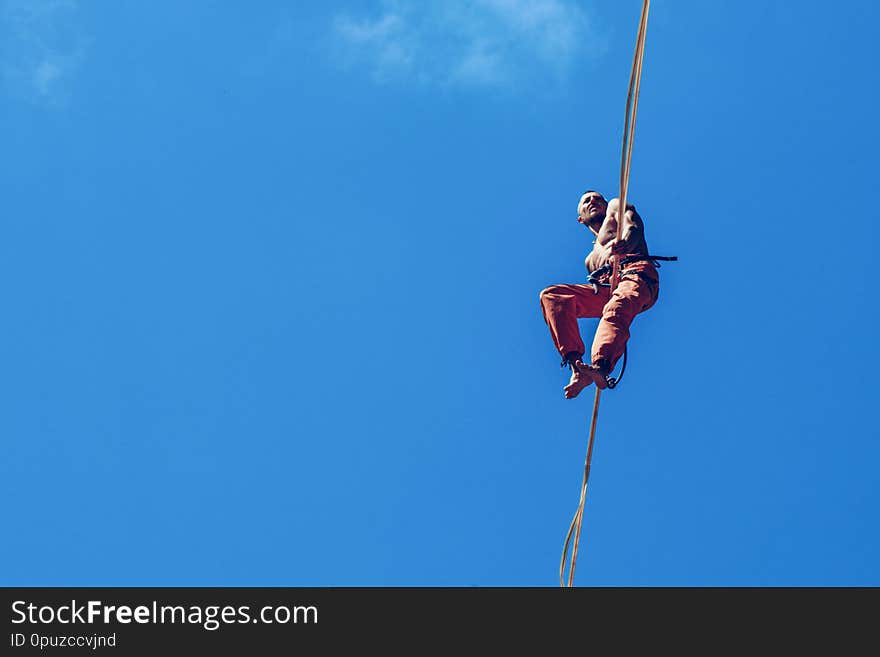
xmin=585 ymin=363 xmax=609 ymax=390
xmin=563 ymin=360 xmax=609 ymax=399
xmin=564 ymin=361 xmax=593 ymax=399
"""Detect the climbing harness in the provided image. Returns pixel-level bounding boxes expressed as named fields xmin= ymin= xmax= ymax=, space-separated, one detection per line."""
xmin=587 ymin=254 xmax=678 ymax=287
xmin=559 ymin=0 xmax=653 ymax=588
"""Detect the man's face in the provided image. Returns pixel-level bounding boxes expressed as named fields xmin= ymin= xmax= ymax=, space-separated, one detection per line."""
xmin=578 ymin=192 xmax=607 ymax=225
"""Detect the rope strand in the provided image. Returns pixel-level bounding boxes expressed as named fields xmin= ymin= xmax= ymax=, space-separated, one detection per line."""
xmin=559 ymin=0 xmax=651 ymax=588
xmin=559 ymin=386 xmax=602 ymax=587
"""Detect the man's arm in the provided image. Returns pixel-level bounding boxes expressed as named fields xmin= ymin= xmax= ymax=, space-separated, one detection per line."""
xmin=606 ymin=200 xmax=644 ymax=254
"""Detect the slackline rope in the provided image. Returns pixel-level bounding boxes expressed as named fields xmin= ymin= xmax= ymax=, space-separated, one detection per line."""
xmin=559 ymin=0 xmax=651 ymax=588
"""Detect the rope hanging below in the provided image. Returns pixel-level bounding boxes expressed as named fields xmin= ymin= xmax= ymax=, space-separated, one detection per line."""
xmin=559 ymin=0 xmax=652 ymax=588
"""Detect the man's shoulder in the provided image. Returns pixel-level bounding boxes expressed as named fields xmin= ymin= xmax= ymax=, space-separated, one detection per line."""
xmin=606 ymin=197 xmax=640 ymax=213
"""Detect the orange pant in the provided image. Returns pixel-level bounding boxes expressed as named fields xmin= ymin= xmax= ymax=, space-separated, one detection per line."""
xmin=540 ymin=271 xmax=658 ymax=369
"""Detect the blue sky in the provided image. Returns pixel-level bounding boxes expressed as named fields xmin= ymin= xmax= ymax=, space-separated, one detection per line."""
xmin=2 ymin=0 xmax=878 ymax=586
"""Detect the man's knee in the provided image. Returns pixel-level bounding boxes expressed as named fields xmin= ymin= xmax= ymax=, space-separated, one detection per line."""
xmin=602 ymin=296 xmax=637 ymax=325
xmin=539 ymin=285 xmax=565 ymax=306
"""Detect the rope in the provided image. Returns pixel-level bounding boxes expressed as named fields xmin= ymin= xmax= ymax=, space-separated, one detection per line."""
xmin=604 ymin=346 xmax=627 ymax=389
xmin=559 ymin=0 xmax=651 ymax=588
xmin=559 ymin=386 xmax=602 ymax=587
xmin=614 ymin=0 xmax=650 ymax=286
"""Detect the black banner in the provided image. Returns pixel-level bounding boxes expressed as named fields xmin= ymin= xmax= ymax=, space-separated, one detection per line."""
xmin=1 ymin=588 xmax=876 ymax=653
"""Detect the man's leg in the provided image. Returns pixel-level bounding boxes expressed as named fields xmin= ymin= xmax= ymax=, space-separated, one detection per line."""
xmin=590 ymin=275 xmax=658 ymax=374
xmin=539 ymin=284 xmax=610 ymax=398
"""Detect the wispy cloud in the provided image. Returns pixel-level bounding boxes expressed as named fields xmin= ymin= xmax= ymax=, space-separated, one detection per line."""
xmin=332 ymin=0 xmax=603 ymax=88
xmin=1 ymin=0 xmax=87 ymax=106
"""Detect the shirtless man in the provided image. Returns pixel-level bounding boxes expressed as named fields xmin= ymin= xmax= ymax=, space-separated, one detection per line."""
xmin=539 ymin=190 xmax=660 ymax=399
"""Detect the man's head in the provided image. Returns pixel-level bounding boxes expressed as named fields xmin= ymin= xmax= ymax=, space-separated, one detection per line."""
xmin=577 ymin=190 xmax=607 ymax=231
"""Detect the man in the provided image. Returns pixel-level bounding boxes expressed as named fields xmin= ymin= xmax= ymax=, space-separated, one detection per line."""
xmin=539 ymin=190 xmax=660 ymax=399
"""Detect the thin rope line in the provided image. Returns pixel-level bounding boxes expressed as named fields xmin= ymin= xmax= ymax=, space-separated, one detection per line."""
xmin=560 ymin=0 xmax=651 ymax=588
xmin=559 ymin=386 xmax=602 ymax=587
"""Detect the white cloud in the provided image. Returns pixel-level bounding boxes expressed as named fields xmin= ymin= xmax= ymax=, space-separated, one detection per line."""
xmin=332 ymin=0 xmax=603 ymax=88
xmin=1 ymin=0 xmax=87 ymax=105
